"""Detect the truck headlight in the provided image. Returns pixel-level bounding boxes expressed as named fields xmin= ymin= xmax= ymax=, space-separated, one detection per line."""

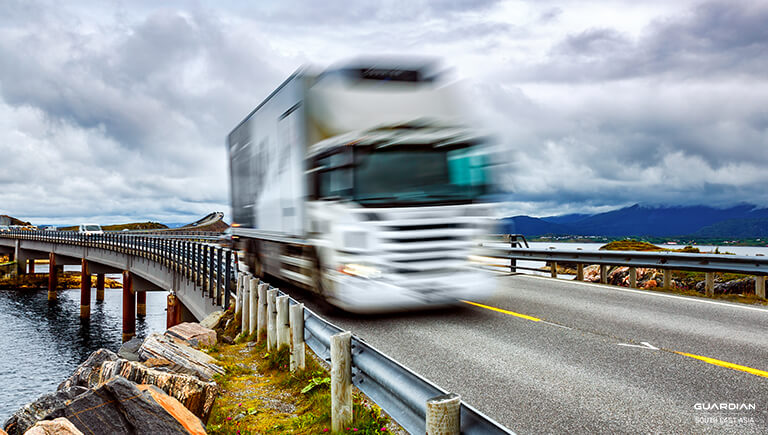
xmin=340 ymin=263 xmax=381 ymax=279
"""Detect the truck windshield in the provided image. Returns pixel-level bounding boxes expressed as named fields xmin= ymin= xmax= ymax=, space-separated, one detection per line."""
xmin=84 ymin=225 xmax=101 ymax=231
xmin=314 ymin=145 xmax=487 ymax=205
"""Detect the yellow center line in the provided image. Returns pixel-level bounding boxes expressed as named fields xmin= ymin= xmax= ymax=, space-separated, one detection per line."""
xmin=673 ymin=351 xmax=768 ymax=378
xmin=461 ymin=300 xmax=542 ymax=322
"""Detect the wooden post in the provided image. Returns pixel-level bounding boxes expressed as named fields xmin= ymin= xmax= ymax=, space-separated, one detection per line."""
xmin=663 ymin=269 xmax=671 ymax=289
xmin=629 ymin=267 xmax=637 ymax=288
xmin=80 ymin=259 xmax=90 ymax=319
xmin=257 ymin=283 xmax=268 ymax=341
xmin=550 ymin=262 xmax=558 ymax=278
xmin=426 ymin=393 xmax=461 ymax=435
xmin=241 ymin=274 xmax=250 ymax=335
xmin=122 ymin=271 xmax=135 ymax=343
xmin=48 ymin=252 xmax=57 ymax=301
xmin=276 ymin=296 xmax=290 ymax=350
xmin=249 ymin=277 xmax=259 ymax=335
xmin=234 ymin=275 xmax=242 ymax=314
xmin=267 ymin=289 xmax=277 ymax=351
xmin=755 ymin=276 xmax=765 ymax=299
xmin=290 ymin=303 xmax=305 ymax=371
xmin=136 ymin=291 xmax=146 ymax=317
xmin=705 ymin=272 xmax=715 ymax=296
xmin=600 ymin=265 xmax=608 ymax=284
xmin=96 ymin=273 xmax=105 ymax=301
xmin=330 ymin=331 xmax=352 ymax=432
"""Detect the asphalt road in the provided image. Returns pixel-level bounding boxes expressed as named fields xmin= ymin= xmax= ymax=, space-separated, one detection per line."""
xmin=292 ymin=273 xmax=768 ymax=434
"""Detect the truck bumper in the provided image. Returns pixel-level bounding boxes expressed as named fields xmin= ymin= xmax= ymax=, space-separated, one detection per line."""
xmin=327 ymin=268 xmax=496 ymax=313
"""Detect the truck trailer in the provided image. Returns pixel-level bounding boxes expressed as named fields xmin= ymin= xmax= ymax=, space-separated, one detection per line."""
xmin=227 ymin=60 xmax=497 ymax=312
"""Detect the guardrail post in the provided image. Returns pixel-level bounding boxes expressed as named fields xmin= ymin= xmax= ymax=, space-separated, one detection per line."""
xmin=576 ymin=263 xmax=584 ymax=281
xmin=257 ymin=283 xmax=268 ymax=341
xmin=705 ymin=272 xmax=715 ymax=296
xmin=290 ymin=303 xmax=305 ymax=371
xmin=249 ymin=277 xmax=259 ymax=335
xmin=600 ymin=265 xmax=608 ymax=284
xmin=48 ymin=252 xmax=57 ymax=301
xmin=426 ymin=393 xmax=461 ymax=435
xmin=330 ymin=331 xmax=352 ymax=432
xmin=241 ymin=274 xmax=251 ymax=335
xmin=235 ymin=275 xmax=242 ymax=314
xmin=756 ymin=276 xmax=766 ymax=299
xmin=550 ymin=261 xmax=558 ymax=278
xmin=510 ymin=258 xmax=516 ymax=274
xmin=276 ymin=295 xmax=290 ymax=349
xmin=267 ymin=289 xmax=278 ymax=350
xmin=80 ymin=259 xmax=90 ymax=319
xmin=663 ymin=269 xmax=671 ymax=289
xmin=629 ymin=267 xmax=637 ymax=288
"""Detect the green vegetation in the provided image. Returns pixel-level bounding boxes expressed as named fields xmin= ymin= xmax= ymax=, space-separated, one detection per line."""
xmin=0 ymin=272 xmax=122 ymax=289
xmin=59 ymin=221 xmax=168 ymax=231
xmin=599 ymin=239 xmax=700 ymax=253
xmin=205 ymin=338 xmax=393 ymax=435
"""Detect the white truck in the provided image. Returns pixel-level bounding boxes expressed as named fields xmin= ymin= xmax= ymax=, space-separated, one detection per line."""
xmin=227 ymin=60 xmax=497 ymax=312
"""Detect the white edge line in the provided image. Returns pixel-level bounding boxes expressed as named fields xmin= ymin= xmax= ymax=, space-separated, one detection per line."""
xmin=510 ymin=273 xmax=768 ymax=314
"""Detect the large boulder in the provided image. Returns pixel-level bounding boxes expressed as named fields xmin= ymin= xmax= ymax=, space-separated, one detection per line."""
xmin=117 ymin=336 xmax=142 ymax=361
xmin=136 ymin=385 xmax=206 ymax=435
xmin=45 ymin=377 xmax=188 ymax=435
xmin=138 ymin=333 xmax=223 ymax=381
xmin=199 ymin=310 xmax=225 ymax=330
xmin=57 ymin=349 xmax=118 ymax=390
xmin=23 ymin=417 xmax=83 ymax=435
xmin=98 ymin=359 xmax=218 ymax=421
xmin=3 ymin=387 xmax=87 ymax=435
xmin=165 ymin=322 xmax=217 ymax=348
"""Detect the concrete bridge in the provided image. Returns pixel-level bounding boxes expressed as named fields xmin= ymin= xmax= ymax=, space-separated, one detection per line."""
xmin=0 ymin=231 xmax=234 ymax=341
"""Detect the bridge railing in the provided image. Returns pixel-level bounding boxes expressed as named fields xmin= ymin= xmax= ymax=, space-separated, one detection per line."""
xmin=0 ymin=230 xmax=237 ymax=309
xmin=480 ymin=235 xmax=768 ymax=297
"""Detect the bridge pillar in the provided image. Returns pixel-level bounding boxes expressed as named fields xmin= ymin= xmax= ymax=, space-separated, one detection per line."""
xmin=96 ymin=274 xmax=105 ymax=302
xmin=48 ymin=252 xmax=57 ymax=301
xmin=122 ymin=271 xmax=135 ymax=343
xmin=137 ymin=291 xmax=146 ymax=317
xmin=80 ymin=259 xmax=90 ymax=319
xmin=28 ymin=258 xmax=35 ymax=274
xmin=166 ymin=293 xmax=181 ymax=328
xmin=14 ymin=240 xmax=23 ymax=275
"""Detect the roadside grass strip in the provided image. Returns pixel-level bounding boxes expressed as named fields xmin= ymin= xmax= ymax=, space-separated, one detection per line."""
xmin=461 ymin=300 xmax=541 ymax=322
xmin=673 ymin=351 xmax=768 ymax=379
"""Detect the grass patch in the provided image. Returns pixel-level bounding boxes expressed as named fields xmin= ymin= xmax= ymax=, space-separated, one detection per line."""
xmin=206 ymin=337 xmax=394 ymax=434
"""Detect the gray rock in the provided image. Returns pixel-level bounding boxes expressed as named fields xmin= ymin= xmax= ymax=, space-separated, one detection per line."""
xmin=2 ymin=386 xmax=87 ymax=435
xmin=138 ymin=333 xmax=224 ymax=381
xmin=58 ymin=348 xmax=119 ymax=390
xmin=45 ymin=377 xmax=189 ymax=435
xmin=200 ymin=310 xmax=225 ymax=330
xmin=98 ymin=358 xmax=219 ymax=420
xmin=222 ymin=335 xmax=234 ymax=345
xmin=117 ymin=336 xmax=143 ymax=361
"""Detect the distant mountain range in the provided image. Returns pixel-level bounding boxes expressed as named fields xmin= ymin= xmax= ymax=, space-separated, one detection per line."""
xmin=504 ymin=204 xmax=768 ymax=238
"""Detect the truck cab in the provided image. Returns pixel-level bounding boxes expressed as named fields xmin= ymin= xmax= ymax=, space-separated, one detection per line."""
xmin=78 ymin=224 xmax=103 ymax=235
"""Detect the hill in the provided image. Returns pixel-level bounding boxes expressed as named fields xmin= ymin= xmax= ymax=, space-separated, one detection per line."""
xmin=0 ymin=215 xmax=31 ymax=226
xmin=505 ymin=204 xmax=768 ymax=238
xmin=59 ymin=222 xmax=168 ymax=231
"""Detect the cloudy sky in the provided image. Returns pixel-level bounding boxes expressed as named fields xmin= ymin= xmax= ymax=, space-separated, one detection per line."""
xmin=0 ymin=0 xmax=766 ymax=224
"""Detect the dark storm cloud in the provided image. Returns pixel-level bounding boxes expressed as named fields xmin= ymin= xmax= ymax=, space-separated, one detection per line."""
xmin=517 ymin=1 xmax=768 ymax=82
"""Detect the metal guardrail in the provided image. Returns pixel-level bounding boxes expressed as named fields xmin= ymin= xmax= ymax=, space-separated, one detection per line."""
xmin=277 ymin=288 xmax=514 ymax=435
xmin=0 ymin=230 xmax=236 ymax=309
xmin=482 ymin=238 xmax=768 ymax=276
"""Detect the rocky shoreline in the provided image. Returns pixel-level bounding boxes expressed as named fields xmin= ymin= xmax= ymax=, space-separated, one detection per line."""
xmin=2 ymin=313 xmax=226 ymax=435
